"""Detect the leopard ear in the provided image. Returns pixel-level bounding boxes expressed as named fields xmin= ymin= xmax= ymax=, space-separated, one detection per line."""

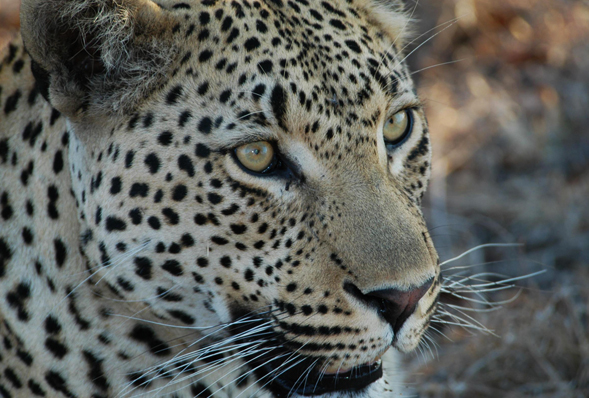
xmin=356 ymin=0 xmax=413 ymax=49
xmin=20 ymin=0 xmax=177 ymax=116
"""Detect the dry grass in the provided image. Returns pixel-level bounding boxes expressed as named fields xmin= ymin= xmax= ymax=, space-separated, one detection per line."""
xmin=406 ymin=0 xmax=589 ymax=396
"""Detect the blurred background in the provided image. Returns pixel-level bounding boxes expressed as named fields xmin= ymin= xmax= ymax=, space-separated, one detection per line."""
xmin=1 ymin=0 xmax=588 ymax=396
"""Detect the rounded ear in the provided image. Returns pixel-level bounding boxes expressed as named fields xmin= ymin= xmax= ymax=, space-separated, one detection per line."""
xmin=20 ymin=0 xmax=177 ymax=116
xmin=356 ymin=0 xmax=413 ymax=50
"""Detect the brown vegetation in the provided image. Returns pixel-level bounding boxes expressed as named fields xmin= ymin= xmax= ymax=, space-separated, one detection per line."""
xmin=407 ymin=0 xmax=589 ymax=396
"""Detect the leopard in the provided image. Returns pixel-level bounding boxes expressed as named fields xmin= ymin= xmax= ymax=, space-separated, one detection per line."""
xmin=0 ymin=0 xmax=441 ymax=397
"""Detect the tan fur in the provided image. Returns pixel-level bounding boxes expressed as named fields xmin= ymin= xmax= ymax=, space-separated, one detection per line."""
xmin=0 ymin=1 xmax=439 ymax=397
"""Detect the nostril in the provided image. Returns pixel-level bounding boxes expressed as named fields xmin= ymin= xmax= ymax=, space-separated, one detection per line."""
xmin=344 ymin=278 xmax=433 ymax=334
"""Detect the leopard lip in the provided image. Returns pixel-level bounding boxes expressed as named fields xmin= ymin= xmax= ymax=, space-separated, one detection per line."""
xmin=322 ymin=356 xmax=382 ymax=375
xmin=266 ymin=359 xmax=383 ymax=396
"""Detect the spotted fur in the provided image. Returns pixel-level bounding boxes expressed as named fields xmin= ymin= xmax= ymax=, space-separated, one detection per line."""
xmin=0 ymin=0 xmax=440 ymax=397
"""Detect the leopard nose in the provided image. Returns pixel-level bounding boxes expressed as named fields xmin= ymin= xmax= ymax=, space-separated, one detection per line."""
xmin=345 ymin=278 xmax=433 ymax=334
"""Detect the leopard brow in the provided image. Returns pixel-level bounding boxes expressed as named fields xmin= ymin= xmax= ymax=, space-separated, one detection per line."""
xmin=211 ymin=131 xmax=279 ymax=152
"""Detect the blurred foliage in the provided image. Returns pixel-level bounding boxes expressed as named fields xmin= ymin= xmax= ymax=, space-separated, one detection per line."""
xmin=406 ymin=0 xmax=589 ymax=396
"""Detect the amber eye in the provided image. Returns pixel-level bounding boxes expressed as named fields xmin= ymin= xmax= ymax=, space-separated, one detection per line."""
xmin=234 ymin=141 xmax=277 ymax=173
xmin=383 ymin=109 xmax=412 ymax=147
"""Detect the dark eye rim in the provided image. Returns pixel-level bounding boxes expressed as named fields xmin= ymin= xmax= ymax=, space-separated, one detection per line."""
xmin=232 ymin=141 xmax=285 ymax=176
xmin=384 ymin=108 xmax=414 ymax=149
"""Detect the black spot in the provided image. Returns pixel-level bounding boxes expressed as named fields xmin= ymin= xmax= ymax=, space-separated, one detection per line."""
xmin=345 ymin=40 xmax=362 ymax=53
xmin=168 ymin=243 xmax=181 ymax=254
xmin=270 ymin=84 xmax=287 ymax=128
xmin=16 ymin=349 xmax=33 ymax=366
xmin=162 ymin=208 xmax=180 ymax=225
xmin=257 ymin=60 xmax=273 ymax=74
xmin=230 ymin=224 xmax=247 ymax=234
xmin=44 ymin=315 xmax=62 ymax=334
xmin=28 ymin=379 xmax=46 ymax=396
xmin=302 ymin=305 xmax=313 ymax=315
xmin=110 ymin=177 xmax=122 ymax=195
xmin=95 ymin=207 xmax=102 ymax=225
xmin=194 ymin=213 xmax=207 ymax=225
xmin=144 ymin=153 xmax=161 ymax=174
xmin=211 ymin=236 xmax=228 ymax=245
xmin=2 ymin=368 xmax=21 ymax=389
xmin=244 ymin=37 xmax=261 ymax=51
xmin=129 ymin=324 xmax=171 ymax=356
xmin=52 ymin=150 xmax=63 ymax=174
xmin=125 ymin=150 xmax=135 ymax=168
xmin=6 ymin=281 xmax=31 ymax=321
xmin=117 ymin=277 xmax=134 ymax=292
xmin=178 ymin=154 xmax=195 ymax=177
xmin=45 ymin=370 xmax=75 ymax=398
xmin=221 ymin=204 xmax=240 ymax=216
xmin=244 ymin=269 xmax=254 ymax=282
xmin=166 ymin=85 xmax=183 ymax=104
xmin=196 ymin=257 xmax=209 ymax=268
xmin=173 ymin=2 xmax=191 ymax=9
xmin=12 ymin=59 xmax=24 ymax=74
xmin=148 ymin=216 xmax=161 ymax=230
xmin=54 ymin=239 xmax=67 ymax=268
xmin=219 ymin=256 xmax=232 ymax=268
xmin=252 ymin=84 xmax=266 ymax=102
xmin=181 ymin=233 xmax=195 ymax=247
xmin=199 ymin=11 xmax=211 ymax=24
xmin=219 ymin=89 xmax=231 ymax=103
xmin=22 ymin=227 xmax=33 ymax=244
xmin=129 ymin=183 xmax=149 ymax=198
xmin=157 ymin=287 xmax=183 ymax=302
xmin=143 ymin=112 xmax=154 ymax=128
xmin=172 ymin=184 xmax=187 ymax=201
xmin=0 ymin=139 xmax=9 ymax=164
xmin=154 ymin=189 xmax=164 ymax=203
xmin=195 ymin=143 xmax=211 ymax=158
xmin=256 ymin=20 xmax=268 ymax=33
xmin=221 ymin=16 xmax=233 ymax=31
xmin=158 ymin=131 xmax=173 ymax=146
xmin=198 ymin=117 xmax=213 ymax=134
xmin=168 ymin=310 xmax=195 ymax=325
xmin=286 ymin=283 xmax=297 ymax=292
xmin=134 ymin=257 xmax=153 ymax=279
xmin=197 ymin=82 xmax=209 ymax=96
xmin=191 ymin=383 xmax=214 ymax=397
xmin=329 ymin=19 xmax=346 ymax=30
xmin=105 ymin=216 xmax=127 ymax=231
xmin=226 ymin=28 xmax=240 ymax=44
xmin=207 ymin=192 xmax=223 ymax=205
xmin=4 ymin=89 xmax=21 ymax=115
xmin=198 ymin=49 xmax=213 ymax=63
xmin=178 ymin=110 xmax=192 ymax=127
xmin=82 ymin=351 xmax=109 ymax=391
xmin=45 ymin=337 xmax=68 ymax=359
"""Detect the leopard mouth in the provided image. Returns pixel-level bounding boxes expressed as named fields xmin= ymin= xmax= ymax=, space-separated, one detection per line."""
xmin=228 ymin=311 xmax=384 ymax=396
xmin=260 ymin=357 xmax=383 ymax=396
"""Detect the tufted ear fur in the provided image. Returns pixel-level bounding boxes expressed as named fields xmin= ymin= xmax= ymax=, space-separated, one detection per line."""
xmin=356 ymin=0 xmax=413 ymax=49
xmin=20 ymin=0 xmax=177 ymax=116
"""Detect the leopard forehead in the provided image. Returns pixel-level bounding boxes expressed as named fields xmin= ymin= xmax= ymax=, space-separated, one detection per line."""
xmin=0 ymin=0 xmax=440 ymax=397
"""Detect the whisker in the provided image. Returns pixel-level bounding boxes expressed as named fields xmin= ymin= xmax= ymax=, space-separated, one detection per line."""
xmin=440 ymin=243 xmax=523 ymax=267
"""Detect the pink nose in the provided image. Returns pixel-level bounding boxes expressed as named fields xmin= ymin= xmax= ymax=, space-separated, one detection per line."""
xmin=345 ymin=278 xmax=433 ymax=334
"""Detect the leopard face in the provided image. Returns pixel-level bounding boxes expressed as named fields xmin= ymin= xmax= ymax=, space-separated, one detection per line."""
xmin=0 ymin=0 xmax=440 ymax=397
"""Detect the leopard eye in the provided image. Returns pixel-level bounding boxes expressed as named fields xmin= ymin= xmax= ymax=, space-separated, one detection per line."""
xmin=383 ymin=109 xmax=412 ymax=148
xmin=234 ymin=141 xmax=277 ymax=173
